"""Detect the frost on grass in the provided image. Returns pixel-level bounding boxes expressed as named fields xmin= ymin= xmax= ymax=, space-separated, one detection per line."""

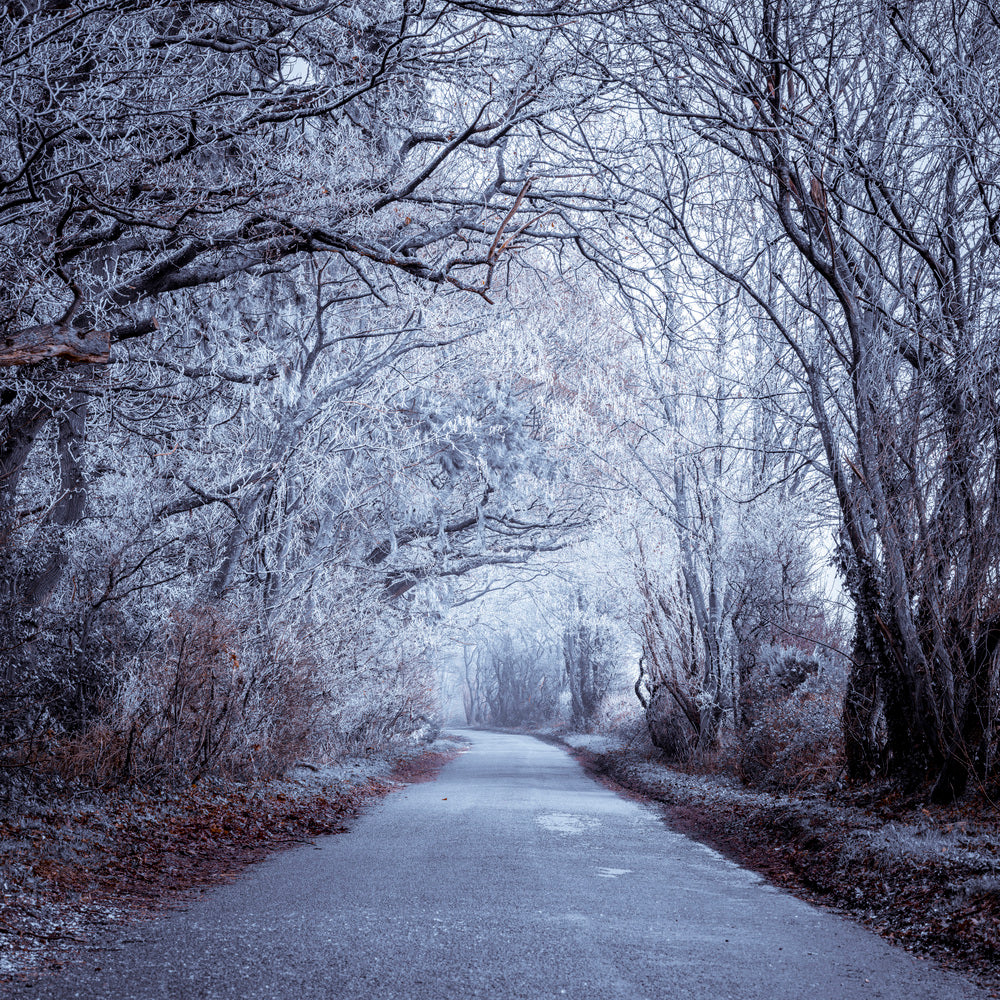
xmin=561 ymin=733 xmax=624 ymax=756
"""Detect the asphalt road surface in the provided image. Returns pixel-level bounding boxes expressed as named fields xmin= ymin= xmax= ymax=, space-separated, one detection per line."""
xmin=19 ymin=730 xmax=986 ymax=1000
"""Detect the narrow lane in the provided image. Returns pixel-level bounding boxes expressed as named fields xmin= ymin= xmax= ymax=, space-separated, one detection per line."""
xmin=20 ymin=731 xmax=984 ymax=999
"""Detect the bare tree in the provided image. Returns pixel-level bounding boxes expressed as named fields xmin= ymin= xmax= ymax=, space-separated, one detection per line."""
xmin=0 ymin=2 xmax=619 ymax=751
xmin=479 ymin=633 xmax=559 ymax=727
xmin=562 ymin=588 xmax=621 ymax=729
xmin=592 ymin=0 xmax=1000 ymax=798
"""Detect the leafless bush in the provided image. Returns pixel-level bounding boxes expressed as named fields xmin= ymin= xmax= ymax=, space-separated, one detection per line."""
xmin=741 ymin=645 xmax=821 ymax=728
xmin=320 ymin=652 xmax=438 ymax=756
xmin=594 ymin=684 xmax=645 ymax=737
xmin=0 ymin=593 xmax=147 ymax=775
xmin=644 ymin=688 xmax=696 ymax=762
xmin=57 ymin=606 xmax=320 ymax=785
xmin=736 ymin=650 xmax=846 ymax=792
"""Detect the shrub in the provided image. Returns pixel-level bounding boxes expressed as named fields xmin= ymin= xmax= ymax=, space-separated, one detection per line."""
xmin=737 ymin=650 xmax=846 ymax=791
xmin=645 ymin=687 xmax=696 ymax=762
xmin=53 ymin=606 xmax=320 ymax=785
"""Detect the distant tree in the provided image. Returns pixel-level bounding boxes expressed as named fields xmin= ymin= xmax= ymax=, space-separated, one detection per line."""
xmin=562 ymin=589 xmax=620 ymax=730
xmin=481 ymin=633 xmax=559 ymax=727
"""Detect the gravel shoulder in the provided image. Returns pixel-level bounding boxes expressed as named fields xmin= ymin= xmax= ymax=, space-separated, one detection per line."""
xmin=543 ymin=729 xmax=1000 ymax=996
xmin=0 ymin=735 xmax=467 ymax=991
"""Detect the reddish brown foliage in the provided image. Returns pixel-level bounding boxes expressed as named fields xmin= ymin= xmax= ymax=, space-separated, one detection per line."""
xmin=391 ymin=748 xmax=463 ymax=784
xmin=0 ymin=778 xmax=391 ymax=977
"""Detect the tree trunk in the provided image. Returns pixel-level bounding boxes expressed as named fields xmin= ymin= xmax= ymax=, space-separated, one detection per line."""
xmin=21 ymin=390 xmax=89 ymax=608
xmin=842 ymin=623 xmax=881 ymax=782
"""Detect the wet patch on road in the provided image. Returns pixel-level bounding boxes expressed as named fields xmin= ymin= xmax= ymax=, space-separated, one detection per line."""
xmin=536 ymin=812 xmax=600 ymax=835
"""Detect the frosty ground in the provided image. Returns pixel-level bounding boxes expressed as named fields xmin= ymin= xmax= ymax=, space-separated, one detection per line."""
xmin=9 ymin=730 xmax=988 ymax=1000
xmin=4 ymin=726 xmax=999 ymax=996
xmin=0 ymin=735 xmax=465 ymax=991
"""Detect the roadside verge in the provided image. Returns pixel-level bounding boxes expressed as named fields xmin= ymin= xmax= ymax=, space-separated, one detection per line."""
xmin=0 ymin=734 xmax=467 ymax=990
xmin=545 ymin=730 xmax=1000 ymax=996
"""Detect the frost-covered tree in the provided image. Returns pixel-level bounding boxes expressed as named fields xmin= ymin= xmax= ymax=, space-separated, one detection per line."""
xmin=534 ymin=245 xmax=832 ymax=760
xmin=0 ymin=1 xmax=618 ymax=761
xmin=592 ymin=0 xmax=1000 ymax=799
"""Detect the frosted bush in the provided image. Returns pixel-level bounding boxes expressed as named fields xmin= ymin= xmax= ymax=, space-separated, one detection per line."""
xmin=738 ymin=649 xmax=846 ymax=791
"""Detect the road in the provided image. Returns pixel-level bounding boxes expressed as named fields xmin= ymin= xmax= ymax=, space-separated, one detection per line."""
xmin=18 ymin=730 xmax=985 ymax=999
